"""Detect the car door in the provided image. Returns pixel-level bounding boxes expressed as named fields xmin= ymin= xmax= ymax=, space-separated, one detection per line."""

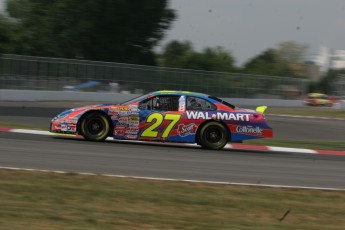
xmin=138 ymin=95 xmax=185 ymax=142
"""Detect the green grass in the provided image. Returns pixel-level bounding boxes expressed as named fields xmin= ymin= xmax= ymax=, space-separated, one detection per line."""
xmin=0 ymin=169 xmax=344 ymax=230
xmin=267 ymin=107 xmax=345 ymax=119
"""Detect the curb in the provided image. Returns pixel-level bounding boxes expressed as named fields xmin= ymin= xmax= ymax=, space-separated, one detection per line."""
xmin=226 ymin=143 xmax=345 ymax=156
xmin=1 ymin=127 xmax=345 ymax=156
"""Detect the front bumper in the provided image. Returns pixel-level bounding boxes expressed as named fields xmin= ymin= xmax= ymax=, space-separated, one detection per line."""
xmin=50 ymin=120 xmax=78 ymax=134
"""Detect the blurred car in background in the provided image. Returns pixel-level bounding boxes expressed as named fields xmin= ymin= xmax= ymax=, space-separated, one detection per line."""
xmin=304 ymin=93 xmax=334 ymax=107
xmin=63 ymin=80 xmax=101 ymax=92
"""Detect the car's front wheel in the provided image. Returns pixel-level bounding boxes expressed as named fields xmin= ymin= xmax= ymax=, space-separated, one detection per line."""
xmin=80 ymin=112 xmax=110 ymax=141
xmin=198 ymin=122 xmax=228 ymax=150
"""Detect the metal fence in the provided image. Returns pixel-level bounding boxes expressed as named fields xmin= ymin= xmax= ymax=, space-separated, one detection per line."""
xmin=334 ymin=75 xmax=345 ymax=96
xmin=0 ymin=54 xmax=307 ymax=98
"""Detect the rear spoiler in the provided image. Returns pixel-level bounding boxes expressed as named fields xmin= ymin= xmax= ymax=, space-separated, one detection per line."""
xmin=255 ymin=106 xmax=268 ymax=115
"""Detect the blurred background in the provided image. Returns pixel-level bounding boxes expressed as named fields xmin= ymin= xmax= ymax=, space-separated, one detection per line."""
xmin=0 ymin=0 xmax=344 ymax=101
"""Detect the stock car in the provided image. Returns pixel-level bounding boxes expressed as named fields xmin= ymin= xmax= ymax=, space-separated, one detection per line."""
xmin=304 ymin=93 xmax=334 ymax=107
xmin=50 ymin=90 xmax=273 ymax=150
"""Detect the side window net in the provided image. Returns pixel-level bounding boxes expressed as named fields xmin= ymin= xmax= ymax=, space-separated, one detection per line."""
xmin=139 ymin=96 xmax=179 ymax=111
xmin=186 ymin=97 xmax=216 ymax=111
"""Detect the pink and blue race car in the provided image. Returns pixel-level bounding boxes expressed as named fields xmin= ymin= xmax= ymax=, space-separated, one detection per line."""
xmin=50 ymin=90 xmax=273 ymax=150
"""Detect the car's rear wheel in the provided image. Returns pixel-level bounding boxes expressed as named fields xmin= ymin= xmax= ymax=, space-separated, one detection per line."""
xmin=198 ymin=122 xmax=228 ymax=150
xmin=80 ymin=112 xmax=110 ymax=141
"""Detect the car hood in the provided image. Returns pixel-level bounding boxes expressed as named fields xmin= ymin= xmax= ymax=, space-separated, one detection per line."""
xmin=52 ymin=104 xmax=118 ymax=121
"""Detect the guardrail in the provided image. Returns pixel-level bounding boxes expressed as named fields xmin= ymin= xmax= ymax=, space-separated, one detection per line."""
xmin=0 ymin=89 xmax=305 ymax=107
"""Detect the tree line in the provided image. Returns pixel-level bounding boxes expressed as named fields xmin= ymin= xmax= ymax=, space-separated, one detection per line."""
xmin=0 ymin=0 xmax=343 ymax=94
xmin=0 ymin=0 xmax=175 ymax=65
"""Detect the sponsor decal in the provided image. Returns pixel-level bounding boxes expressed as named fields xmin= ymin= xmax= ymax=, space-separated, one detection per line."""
xmin=129 ymin=115 xmax=140 ymax=126
xmin=119 ymin=112 xmax=130 ymax=116
xmin=115 ymin=122 xmax=128 ymax=128
xmin=66 ymin=119 xmax=77 ymax=124
xmin=114 ymin=129 xmax=124 ymax=136
xmin=177 ymin=123 xmax=197 ymax=137
xmin=67 ymin=124 xmax=76 ymax=132
xmin=116 ymin=122 xmax=128 ymax=127
xmin=186 ymin=111 xmax=250 ymax=121
xmin=236 ymin=125 xmax=263 ymax=134
xmin=129 ymin=105 xmax=140 ymax=113
xmin=108 ymin=107 xmax=119 ymax=115
xmin=61 ymin=124 xmax=67 ymax=131
xmin=118 ymin=107 xmax=130 ymax=116
xmin=116 ymin=117 xmax=129 ymax=126
xmin=125 ymin=134 xmax=138 ymax=139
xmin=129 ymin=123 xmax=139 ymax=127
xmin=58 ymin=123 xmax=76 ymax=132
xmin=111 ymin=115 xmax=119 ymax=120
xmin=129 ymin=120 xmax=139 ymax=124
xmin=118 ymin=117 xmax=129 ymax=123
xmin=129 ymin=115 xmax=139 ymax=122
xmin=178 ymin=95 xmax=186 ymax=111
xmin=125 ymin=128 xmax=139 ymax=135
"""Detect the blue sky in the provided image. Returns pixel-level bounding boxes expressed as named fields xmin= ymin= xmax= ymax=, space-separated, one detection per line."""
xmin=1 ymin=0 xmax=345 ymax=66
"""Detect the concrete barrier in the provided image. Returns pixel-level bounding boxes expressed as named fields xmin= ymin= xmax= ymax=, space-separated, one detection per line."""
xmin=0 ymin=89 xmax=304 ymax=107
xmin=0 ymin=89 xmax=140 ymax=104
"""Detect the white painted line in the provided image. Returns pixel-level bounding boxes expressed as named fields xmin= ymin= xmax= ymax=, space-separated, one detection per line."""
xmin=268 ymin=146 xmax=318 ymax=154
xmin=1 ymin=166 xmax=344 ymax=191
xmin=11 ymin=129 xmax=50 ymax=135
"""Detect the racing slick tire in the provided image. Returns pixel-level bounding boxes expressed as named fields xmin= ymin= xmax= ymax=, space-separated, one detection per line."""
xmin=198 ymin=121 xmax=228 ymax=150
xmin=80 ymin=112 xmax=110 ymax=141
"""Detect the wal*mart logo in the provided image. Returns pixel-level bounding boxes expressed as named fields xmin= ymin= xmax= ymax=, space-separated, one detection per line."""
xmin=186 ymin=111 xmax=250 ymax=121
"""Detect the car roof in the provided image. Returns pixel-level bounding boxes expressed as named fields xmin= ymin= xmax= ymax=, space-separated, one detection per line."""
xmin=151 ymin=90 xmax=209 ymax=98
xmin=307 ymin=93 xmax=327 ymax=97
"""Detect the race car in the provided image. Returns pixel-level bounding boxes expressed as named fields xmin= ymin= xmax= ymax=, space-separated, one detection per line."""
xmin=50 ymin=90 xmax=273 ymax=150
xmin=304 ymin=93 xmax=334 ymax=107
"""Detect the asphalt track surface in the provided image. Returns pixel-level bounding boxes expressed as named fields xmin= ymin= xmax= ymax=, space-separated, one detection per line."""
xmin=1 ymin=131 xmax=345 ymax=189
xmin=0 ymin=102 xmax=345 ymax=189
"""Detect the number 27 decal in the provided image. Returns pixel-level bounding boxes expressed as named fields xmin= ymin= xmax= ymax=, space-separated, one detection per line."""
xmin=141 ymin=113 xmax=181 ymax=138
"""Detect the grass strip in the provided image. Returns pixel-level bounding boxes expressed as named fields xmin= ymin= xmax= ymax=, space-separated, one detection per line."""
xmin=0 ymin=123 xmax=47 ymax=131
xmin=267 ymin=108 xmax=345 ymax=119
xmin=0 ymin=169 xmax=344 ymax=230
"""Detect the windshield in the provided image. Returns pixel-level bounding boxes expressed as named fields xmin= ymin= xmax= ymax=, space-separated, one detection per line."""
xmin=121 ymin=94 xmax=150 ymax=105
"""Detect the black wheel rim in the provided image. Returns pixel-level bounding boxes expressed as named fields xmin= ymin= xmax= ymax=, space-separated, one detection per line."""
xmin=86 ymin=117 xmax=105 ymax=136
xmin=205 ymin=126 xmax=223 ymax=143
